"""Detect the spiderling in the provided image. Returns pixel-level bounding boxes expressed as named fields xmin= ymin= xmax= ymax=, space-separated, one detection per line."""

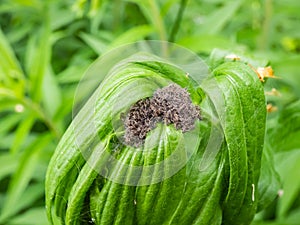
xmin=123 ymin=83 xmax=200 ymax=147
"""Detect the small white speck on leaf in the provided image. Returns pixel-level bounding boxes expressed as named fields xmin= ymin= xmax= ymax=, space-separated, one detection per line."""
xmin=278 ymin=189 xmax=284 ymax=197
xmin=252 ymin=184 xmax=255 ymax=202
xmin=225 ymin=54 xmax=240 ymax=60
xmin=15 ymin=104 xmax=24 ymax=113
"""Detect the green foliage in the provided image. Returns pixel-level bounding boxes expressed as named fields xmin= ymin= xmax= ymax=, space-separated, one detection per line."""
xmin=0 ymin=0 xmax=299 ymax=224
xmin=46 ymin=54 xmax=266 ymax=224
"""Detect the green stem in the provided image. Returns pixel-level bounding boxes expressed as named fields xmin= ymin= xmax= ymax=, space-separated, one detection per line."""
xmin=148 ymin=0 xmax=167 ymax=41
xmin=169 ymin=0 xmax=189 ymax=42
xmin=259 ymin=0 xmax=273 ymax=50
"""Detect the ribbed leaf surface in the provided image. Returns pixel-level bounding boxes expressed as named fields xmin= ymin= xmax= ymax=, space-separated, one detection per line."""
xmin=46 ymin=57 xmax=267 ymax=225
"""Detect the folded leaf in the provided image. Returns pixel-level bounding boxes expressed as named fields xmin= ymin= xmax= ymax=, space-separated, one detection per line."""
xmin=46 ymin=54 xmax=267 ymax=225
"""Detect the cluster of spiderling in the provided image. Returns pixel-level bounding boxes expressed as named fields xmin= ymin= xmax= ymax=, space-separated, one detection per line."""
xmin=123 ymin=83 xmax=201 ymax=147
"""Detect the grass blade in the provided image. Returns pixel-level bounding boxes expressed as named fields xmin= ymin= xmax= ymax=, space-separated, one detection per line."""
xmin=0 ymin=133 xmax=52 ymax=222
xmin=199 ymin=0 xmax=243 ymax=35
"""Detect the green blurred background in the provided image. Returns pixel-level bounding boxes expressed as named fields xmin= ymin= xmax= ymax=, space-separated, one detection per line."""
xmin=0 ymin=0 xmax=299 ymax=224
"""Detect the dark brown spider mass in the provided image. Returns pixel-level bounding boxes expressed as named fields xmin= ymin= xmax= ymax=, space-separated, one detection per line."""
xmin=123 ymin=83 xmax=200 ymax=147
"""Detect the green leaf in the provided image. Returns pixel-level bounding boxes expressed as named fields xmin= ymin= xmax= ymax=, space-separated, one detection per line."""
xmin=80 ymin=25 xmax=154 ymax=55
xmin=0 ymin=153 xmax=20 ymax=181
xmin=268 ymin=100 xmax=300 ymax=152
xmin=46 ymin=55 xmax=267 ymax=225
xmin=257 ymin=143 xmax=281 ymax=212
xmin=275 ymin=149 xmax=300 ymax=218
xmin=107 ymin=25 xmax=154 ymax=51
xmin=10 ymin=114 xmax=35 ymax=154
xmin=24 ymin=15 xmax=51 ymax=102
xmin=0 ymin=114 xmax=22 ymax=135
xmin=127 ymin=0 xmax=167 ymax=40
xmin=0 ymin=98 xmax=19 ymax=112
xmin=49 ymin=5 xmax=76 ymax=31
xmin=0 ymin=134 xmax=15 ymax=150
xmin=282 ymin=209 xmax=300 ymax=224
xmin=209 ymin=48 xmax=269 ymax=70
xmin=57 ymin=58 xmax=91 ymax=84
xmin=178 ymin=35 xmax=236 ymax=54
xmin=199 ymin=0 xmax=243 ymax=35
xmin=79 ymin=32 xmax=107 ymax=55
xmin=213 ymin=62 xmax=266 ymax=224
xmin=7 ymin=207 xmax=49 ymax=225
xmin=0 ymin=28 xmax=24 ymax=84
xmin=42 ymin=68 xmax=62 ymax=118
xmin=5 ymin=183 xmax=45 ymax=223
xmin=45 ymin=126 xmax=86 ymax=223
xmin=0 ymin=133 xmax=52 ymax=222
